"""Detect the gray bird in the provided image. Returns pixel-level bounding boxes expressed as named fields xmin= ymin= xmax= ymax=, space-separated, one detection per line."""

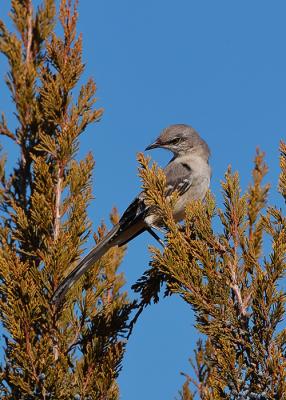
xmin=52 ymin=124 xmax=211 ymax=304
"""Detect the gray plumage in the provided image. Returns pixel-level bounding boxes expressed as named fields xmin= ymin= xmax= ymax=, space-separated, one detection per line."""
xmin=52 ymin=124 xmax=211 ymax=304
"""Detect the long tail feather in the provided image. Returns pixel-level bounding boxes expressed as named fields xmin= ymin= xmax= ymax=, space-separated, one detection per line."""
xmin=51 ymin=225 xmax=120 ymax=304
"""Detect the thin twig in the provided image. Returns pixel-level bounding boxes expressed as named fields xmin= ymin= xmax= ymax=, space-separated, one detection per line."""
xmin=54 ymin=165 xmax=62 ymax=240
xmin=127 ymin=301 xmax=146 ymax=339
xmin=229 ymin=264 xmax=250 ymax=317
xmin=52 ymin=165 xmax=63 ymax=361
xmin=0 ymin=121 xmax=16 ymax=141
xmin=26 ymin=0 xmax=33 ymax=64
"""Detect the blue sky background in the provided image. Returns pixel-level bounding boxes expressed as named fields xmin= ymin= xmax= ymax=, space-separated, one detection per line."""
xmin=1 ymin=1 xmax=286 ymax=399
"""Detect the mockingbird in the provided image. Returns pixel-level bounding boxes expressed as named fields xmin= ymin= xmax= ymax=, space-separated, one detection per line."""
xmin=52 ymin=124 xmax=211 ymax=304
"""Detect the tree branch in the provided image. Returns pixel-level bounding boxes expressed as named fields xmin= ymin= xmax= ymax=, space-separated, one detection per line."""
xmin=26 ymin=0 xmax=33 ymax=64
xmin=229 ymin=263 xmax=250 ymax=317
xmin=54 ymin=165 xmax=63 ymax=240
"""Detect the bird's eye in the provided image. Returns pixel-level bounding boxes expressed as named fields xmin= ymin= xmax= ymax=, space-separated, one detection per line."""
xmin=169 ymin=137 xmax=181 ymax=145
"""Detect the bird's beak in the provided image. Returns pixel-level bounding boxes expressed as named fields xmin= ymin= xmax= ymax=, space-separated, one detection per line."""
xmin=145 ymin=139 xmax=161 ymax=151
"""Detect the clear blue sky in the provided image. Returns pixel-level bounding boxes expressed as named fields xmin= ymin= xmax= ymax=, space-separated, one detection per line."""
xmin=1 ymin=1 xmax=286 ymax=399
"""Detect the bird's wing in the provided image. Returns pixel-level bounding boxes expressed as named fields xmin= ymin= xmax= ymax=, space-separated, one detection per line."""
xmin=119 ymin=161 xmax=192 ymax=230
xmin=164 ymin=161 xmax=193 ymax=196
xmin=119 ymin=195 xmax=147 ymax=230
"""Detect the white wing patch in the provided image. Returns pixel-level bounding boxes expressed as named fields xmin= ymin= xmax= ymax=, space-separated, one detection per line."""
xmin=165 ymin=177 xmax=192 ymax=197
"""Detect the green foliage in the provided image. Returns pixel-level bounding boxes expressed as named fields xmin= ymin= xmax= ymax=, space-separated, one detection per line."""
xmin=0 ymin=1 xmax=133 ymax=398
xmin=136 ymin=150 xmax=286 ymax=399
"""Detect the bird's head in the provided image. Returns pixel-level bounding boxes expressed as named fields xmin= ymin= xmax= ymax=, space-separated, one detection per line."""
xmin=145 ymin=124 xmax=210 ymax=160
